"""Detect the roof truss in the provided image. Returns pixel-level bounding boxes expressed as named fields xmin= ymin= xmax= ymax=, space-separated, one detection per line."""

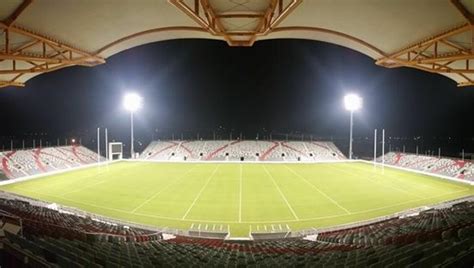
xmin=0 ymin=0 xmax=473 ymax=88
xmin=376 ymin=1 xmax=474 ymax=87
xmin=169 ymin=0 xmax=302 ymax=46
xmin=376 ymin=23 xmax=474 ymax=87
xmin=0 ymin=0 xmax=104 ymax=88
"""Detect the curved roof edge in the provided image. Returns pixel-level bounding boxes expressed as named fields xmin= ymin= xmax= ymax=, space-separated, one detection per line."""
xmin=1 ymin=0 xmax=473 ymax=88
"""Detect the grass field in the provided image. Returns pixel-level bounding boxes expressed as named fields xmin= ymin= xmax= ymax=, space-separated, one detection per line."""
xmin=0 ymin=161 xmax=472 ymax=237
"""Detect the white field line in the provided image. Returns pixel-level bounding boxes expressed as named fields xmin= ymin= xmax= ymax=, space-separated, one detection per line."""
xmin=262 ymin=165 xmax=299 ymax=220
xmin=10 ymin=186 xmax=470 ymax=224
xmin=127 ymin=158 xmax=353 ymax=165
xmin=131 ymin=164 xmax=200 ymax=213
xmin=35 ymin=162 xmax=142 ymax=193
xmin=284 ymin=165 xmax=351 ymax=215
xmin=327 ymin=164 xmax=424 ymax=199
xmin=137 ymin=188 xmax=471 ymax=223
xmin=59 ymin=180 xmax=108 ymax=197
xmin=34 ymin=168 xmax=108 ymax=192
xmin=61 ymin=162 xmax=151 ymax=197
xmin=365 ymin=165 xmax=438 ymax=193
xmin=181 ymin=166 xmax=220 ymax=220
xmin=239 ymin=164 xmax=243 ymax=223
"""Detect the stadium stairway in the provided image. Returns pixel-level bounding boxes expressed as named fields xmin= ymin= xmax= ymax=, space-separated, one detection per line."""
xmin=380 ymin=152 xmax=474 ymax=182
xmin=259 ymin=141 xmax=280 ymax=161
xmin=139 ymin=139 xmax=346 ymax=162
xmin=1 ymin=151 xmax=14 ymax=178
xmin=204 ymin=142 xmax=231 ymax=160
xmin=33 ymin=149 xmax=47 ymax=173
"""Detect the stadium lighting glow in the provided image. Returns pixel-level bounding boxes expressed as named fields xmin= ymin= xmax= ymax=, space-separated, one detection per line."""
xmin=344 ymin=93 xmax=362 ymax=111
xmin=123 ymin=93 xmax=142 ymax=159
xmin=344 ymin=93 xmax=363 ymax=160
xmin=123 ymin=93 xmax=143 ymax=112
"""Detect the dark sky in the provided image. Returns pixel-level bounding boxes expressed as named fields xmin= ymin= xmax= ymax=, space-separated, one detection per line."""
xmin=0 ymin=39 xmax=473 ymax=154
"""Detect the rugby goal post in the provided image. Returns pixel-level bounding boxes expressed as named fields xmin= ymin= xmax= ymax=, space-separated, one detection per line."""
xmin=108 ymin=142 xmax=123 ymax=161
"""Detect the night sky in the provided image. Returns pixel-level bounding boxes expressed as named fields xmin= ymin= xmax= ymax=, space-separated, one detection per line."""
xmin=0 ymin=39 xmax=473 ymax=156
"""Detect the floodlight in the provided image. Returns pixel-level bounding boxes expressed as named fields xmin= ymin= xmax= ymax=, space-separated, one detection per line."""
xmin=123 ymin=93 xmax=143 ymax=159
xmin=123 ymin=93 xmax=142 ymax=112
xmin=344 ymin=93 xmax=363 ymax=160
xmin=344 ymin=94 xmax=362 ymax=111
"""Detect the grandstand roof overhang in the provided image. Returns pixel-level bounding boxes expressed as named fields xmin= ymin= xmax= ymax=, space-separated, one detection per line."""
xmin=1 ymin=0 xmax=474 ymax=88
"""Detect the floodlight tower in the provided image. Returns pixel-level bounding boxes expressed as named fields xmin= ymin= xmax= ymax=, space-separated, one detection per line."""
xmin=344 ymin=94 xmax=362 ymax=160
xmin=123 ymin=93 xmax=143 ymax=159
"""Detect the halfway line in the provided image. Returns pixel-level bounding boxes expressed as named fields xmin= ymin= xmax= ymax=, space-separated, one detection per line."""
xmin=239 ymin=164 xmax=243 ymax=223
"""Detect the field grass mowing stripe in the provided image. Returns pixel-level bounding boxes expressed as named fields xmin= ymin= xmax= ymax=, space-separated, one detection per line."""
xmin=342 ymin=188 xmax=470 ymax=215
xmin=12 ymin=186 xmax=133 ymax=214
xmin=239 ymin=164 xmax=242 ymax=223
xmin=181 ymin=165 xmax=220 ymax=220
xmin=262 ymin=165 xmax=299 ymax=220
xmin=30 ymin=162 xmax=139 ymax=192
xmin=3 ymin=162 xmax=471 ymax=237
xmin=59 ymin=179 xmax=108 ymax=197
xmin=329 ymin=164 xmax=424 ymax=199
xmin=28 ymin=168 xmax=107 ymax=191
xmin=60 ymin=162 xmax=154 ymax=198
xmin=10 ymin=185 xmax=470 ymax=225
xmin=131 ymin=164 xmax=199 ymax=213
xmin=284 ymin=165 xmax=351 ymax=215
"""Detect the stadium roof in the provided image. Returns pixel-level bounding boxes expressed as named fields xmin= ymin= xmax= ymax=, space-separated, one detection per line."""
xmin=1 ymin=0 xmax=474 ymax=88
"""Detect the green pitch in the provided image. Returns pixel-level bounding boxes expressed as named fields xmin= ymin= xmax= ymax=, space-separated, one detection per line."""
xmin=1 ymin=161 xmax=472 ymax=237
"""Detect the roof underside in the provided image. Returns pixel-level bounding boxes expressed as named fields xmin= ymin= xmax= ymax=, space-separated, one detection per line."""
xmin=1 ymin=0 xmax=474 ymax=87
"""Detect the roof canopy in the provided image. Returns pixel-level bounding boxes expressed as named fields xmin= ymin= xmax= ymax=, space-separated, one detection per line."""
xmin=1 ymin=0 xmax=473 ymax=88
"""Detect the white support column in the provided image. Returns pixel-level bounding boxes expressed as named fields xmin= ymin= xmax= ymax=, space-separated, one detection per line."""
xmin=462 ymin=149 xmax=465 ymax=161
xmin=382 ymin=129 xmax=385 ymax=165
xmin=349 ymin=110 xmax=354 ymax=160
xmin=97 ymin=127 xmax=100 ymax=163
xmin=130 ymin=112 xmax=134 ymax=159
xmin=416 ymin=145 xmax=418 ymax=155
xmin=105 ymin=128 xmax=108 ymax=161
xmin=438 ymin=147 xmax=441 ymax=159
xmin=373 ymin=129 xmax=377 ymax=163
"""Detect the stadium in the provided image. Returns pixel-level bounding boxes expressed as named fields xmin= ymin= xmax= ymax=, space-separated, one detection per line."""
xmin=0 ymin=0 xmax=474 ymax=267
